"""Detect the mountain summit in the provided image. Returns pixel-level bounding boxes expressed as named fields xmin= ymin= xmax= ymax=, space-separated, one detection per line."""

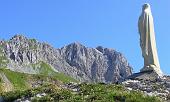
xmin=0 ymin=35 xmax=132 ymax=83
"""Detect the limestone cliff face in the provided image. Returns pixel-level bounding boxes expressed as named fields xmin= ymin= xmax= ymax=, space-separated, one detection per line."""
xmin=0 ymin=35 xmax=132 ymax=83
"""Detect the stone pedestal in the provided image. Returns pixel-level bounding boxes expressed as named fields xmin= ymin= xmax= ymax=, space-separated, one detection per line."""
xmin=128 ymin=70 xmax=162 ymax=81
xmin=140 ymin=65 xmax=163 ymax=77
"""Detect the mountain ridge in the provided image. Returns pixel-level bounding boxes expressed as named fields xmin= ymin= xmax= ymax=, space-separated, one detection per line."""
xmin=0 ymin=34 xmax=132 ymax=83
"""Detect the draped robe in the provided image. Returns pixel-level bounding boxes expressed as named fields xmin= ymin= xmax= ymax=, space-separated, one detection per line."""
xmin=138 ymin=4 xmax=162 ymax=76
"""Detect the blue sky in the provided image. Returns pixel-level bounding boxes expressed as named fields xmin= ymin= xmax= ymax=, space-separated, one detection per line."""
xmin=0 ymin=0 xmax=170 ymax=74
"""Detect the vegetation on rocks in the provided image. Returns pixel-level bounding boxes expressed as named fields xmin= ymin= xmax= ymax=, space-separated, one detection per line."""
xmin=0 ymin=69 xmax=27 ymax=90
xmin=0 ymin=45 xmax=8 ymax=68
xmin=0 ymin=67 xmax=77 ymax=93
xmin=0 ymin=83 xmax=161 ymax=102
xmin=32 ymin=61 xmax=78 ymax=83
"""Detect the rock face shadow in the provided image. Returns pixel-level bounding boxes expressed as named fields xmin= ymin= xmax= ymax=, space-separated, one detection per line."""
xmin=127 ymin=70 xmax=162 ymax=81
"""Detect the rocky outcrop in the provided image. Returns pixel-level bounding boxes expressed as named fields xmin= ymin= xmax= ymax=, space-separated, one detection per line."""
xmin=0 ymin=35 xmax=132 ymax=83
xmin=127 ymin=70 xmax=162 ymax=81
xmin=122 ymin=76 xmax=170 ymax=101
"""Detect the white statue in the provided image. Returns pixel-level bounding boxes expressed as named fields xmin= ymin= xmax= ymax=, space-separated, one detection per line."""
xmin=138 ymin=3 xmax=163 ymax=76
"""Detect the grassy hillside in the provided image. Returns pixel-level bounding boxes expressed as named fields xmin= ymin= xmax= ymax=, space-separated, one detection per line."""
xmin=0 ymin=65 xmax=77 ymax=92
xmin=0 ymin=83 xmax=161 ymax=102
xmin=0 ymin=63 xmax=162 ymax=102
xmin=0 ymin=69 xmax=27 ymax=90
xmin=32 ymin=61 xmax=78 ymax=83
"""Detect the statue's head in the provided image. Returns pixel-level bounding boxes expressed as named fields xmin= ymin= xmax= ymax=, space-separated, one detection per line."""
xmin=142 ymin=3 xmax=150 ymax=11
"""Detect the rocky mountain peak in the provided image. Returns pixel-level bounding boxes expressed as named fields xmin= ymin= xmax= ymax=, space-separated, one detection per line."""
xmin=96 ymin=46 xmax=105 ymax=53
xmin=71 ymin=42 xmax=83 ymax=46
xmin=0 ymin=35 xmax=133 ymax=83
xmin=63 ymin=42 xmax=85 ymax=49
xmin=10 ymin=34 xmax=28 ymax=41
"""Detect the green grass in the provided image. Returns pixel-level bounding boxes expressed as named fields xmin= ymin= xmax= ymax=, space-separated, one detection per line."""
xmin=0 ymin=83 xmax=161 ymax=102
xmin=53 ymin=72 xmax=78 ymax=83
xmin=0 ymin=67 xmax=77 ymax=92
xmin=0 ymin=63 xmax=77 ymax=92
xmin=37 ymin=61 xmax=56 ymax=76
xmin=0 ymin=69 xmax=27 ymax=90
xmin=32 ymin=61 xmax=78 ymax=83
